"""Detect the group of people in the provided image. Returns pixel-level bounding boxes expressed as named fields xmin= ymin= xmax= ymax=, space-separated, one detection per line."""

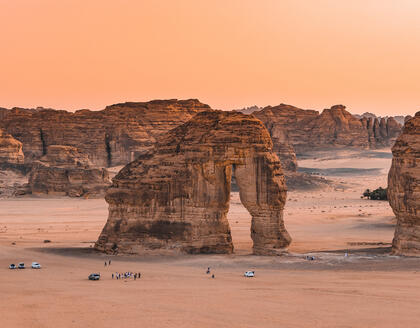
xmin=104 ymin=260 xmax=141 ymax=280
xmin=206 ymin=267 xmax=215 ymax=279
xmin=112 ymin=272 xmax=141 ymax=280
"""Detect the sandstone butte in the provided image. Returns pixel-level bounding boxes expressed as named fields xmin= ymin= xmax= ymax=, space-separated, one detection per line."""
xmin=95 ymin=110 xmax=292 ymax=255
xmin=253 ymin=104 xmax=402 ymax=155
xmin=388 ymin=111 xmax=420 ymax=255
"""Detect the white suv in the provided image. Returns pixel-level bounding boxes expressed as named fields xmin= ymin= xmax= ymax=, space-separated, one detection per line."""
xmin=244 ymin=271 xmax=255 ymax=277
xmin=31 ymin=262 xmax=41 ymax=269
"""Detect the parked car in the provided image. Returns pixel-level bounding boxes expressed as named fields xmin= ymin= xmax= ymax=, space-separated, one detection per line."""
xmin=88 ymin=273 xmax=100 ymax=280
xmin=18 ymin=262 xmax=25 ymax=269
xmin=9 ymin=264 xmax=16 ymax=269
xmin=244 ymin=271 xmax=255 ymax=277
xmin=31 ymin=262 xmax=41 ymax=269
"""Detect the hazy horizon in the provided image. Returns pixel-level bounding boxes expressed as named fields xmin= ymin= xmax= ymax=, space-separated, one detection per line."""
xmin=0 ymin=99 xmax=413 ymax=118
xmin=1 ymin=0 xmax=419 ymax=116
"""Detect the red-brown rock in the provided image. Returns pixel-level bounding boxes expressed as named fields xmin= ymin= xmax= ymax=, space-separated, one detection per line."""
xmin=388 ymin=112 xmax=420 ymax=255
xmin=95 ymin=111 xmax=291 ymax=255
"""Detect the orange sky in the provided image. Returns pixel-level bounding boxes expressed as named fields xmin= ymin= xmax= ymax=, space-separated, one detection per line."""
xmin=0 ymin=0 xmax=419 ymax=115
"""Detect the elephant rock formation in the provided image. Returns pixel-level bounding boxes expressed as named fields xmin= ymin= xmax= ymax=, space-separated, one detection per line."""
xmin=95 ymin=110 xmax=291 ymax=255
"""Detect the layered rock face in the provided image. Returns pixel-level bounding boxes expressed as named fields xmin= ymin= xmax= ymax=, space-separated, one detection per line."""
xmin=0 ymin=99 xmax=210 ymax=167
xmin=388 ymin=112 xmax=420 ymax=255
xmin=95 ymin=111 xmax=291 ymax=255
xmin=28 ymin=164 xmax=110 ymax=197
xmin=254 ymin=104 xmax=402 ymax=154
xmin=0 ymin=129 xmax=24 ymax=164
xmin=28 ymin=145 xmax=110 ymax=197
xmin=40 ymin=145 xmax=91 ymax=168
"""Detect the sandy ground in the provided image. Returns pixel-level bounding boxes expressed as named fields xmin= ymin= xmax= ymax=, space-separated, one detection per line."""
xmin=1 ymin=149 xmax=420 ymax=328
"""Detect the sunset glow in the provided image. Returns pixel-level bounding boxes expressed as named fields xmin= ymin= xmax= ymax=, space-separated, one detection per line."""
xmin=1 ymin=0 xmax=419 ymax=115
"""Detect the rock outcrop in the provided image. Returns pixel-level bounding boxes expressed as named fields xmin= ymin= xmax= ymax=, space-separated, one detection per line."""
xmin=253 ymin=104 xmax=402 ymax=154
xmin=39 ymin=145 xmax=91 ymax=168
xmin=95 ymin=111 xmax=291 ymax=255
xmin=28 ymin=145 xmax=110 ymax=197
xmin=28 ymin=164 xmax=110 ymax=197
xmin=0 ymin=129 xmax=24 ymax=164
xmin=0 ymin=99 xmax=210 ymax=167
xmin=388 ymin=112 xmax=420 ymax=255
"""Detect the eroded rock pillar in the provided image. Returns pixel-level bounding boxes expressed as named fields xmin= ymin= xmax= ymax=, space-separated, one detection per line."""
xmin=234 ymin=154 xmax=291 ymax=255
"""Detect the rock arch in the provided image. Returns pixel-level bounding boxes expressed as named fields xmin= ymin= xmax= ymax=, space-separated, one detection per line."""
xmin=95 ymin=111 xmax=291 ymax=255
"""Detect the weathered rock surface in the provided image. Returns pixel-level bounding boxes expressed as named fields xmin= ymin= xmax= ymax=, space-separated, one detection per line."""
xmin=95 ymin=111 xmax=291 ymax=255
xmin=253 ymin=104 xmax=402 ymax=154
xmin=27 ymin=145 xmax=110 ymax=197
xmin=388 ymin=112 xmax=420 ymax=255
xmin=0 ymin=99 xmax=210 ymax=167
xmin=40 ymin=145 xmax=91 ymax=168
xmin=28 ymin=163 xmax=110 ymax=197
xmin=0 ymin=129 xmax=24 ymax=164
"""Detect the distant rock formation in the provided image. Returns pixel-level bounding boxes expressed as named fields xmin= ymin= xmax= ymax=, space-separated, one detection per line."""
xmin=253 ymin=104 xmax=402 ymax=154
xmin=0 ymin=99 xmax=210 ymax=167
xmin=388 ymin=112 xmax=420 ymax=255
xmin=391 ymin=116 xmax=406 ymax=126
xmin=0 ymin=129 xmax=24 ymax=164
xmin=354 ymin=112 xmax=407 ymax=126
xmin=234 ymin=105 xmax=263 ymax=115
xmin=95 ymin=111 xmax=291 ymax=255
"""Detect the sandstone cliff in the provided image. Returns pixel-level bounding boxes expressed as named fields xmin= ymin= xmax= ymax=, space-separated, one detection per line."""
xmin=0 ymin=99 xmax=210 ymax=167
xmin=95 ymin=111 xmax=291 ymax=255
xmin=388 ymin=112 xmax=420 ymax=255
xmin=253 ymin=104 xmax=402 ymax=154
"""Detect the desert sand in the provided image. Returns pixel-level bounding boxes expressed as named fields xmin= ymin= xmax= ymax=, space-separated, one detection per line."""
xmin=1 ymin=149 xmax=420 ymax=328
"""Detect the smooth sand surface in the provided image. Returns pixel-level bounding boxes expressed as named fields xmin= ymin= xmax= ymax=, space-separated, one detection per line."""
xmin=1 ymin=149 xmax=420 ymax=328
